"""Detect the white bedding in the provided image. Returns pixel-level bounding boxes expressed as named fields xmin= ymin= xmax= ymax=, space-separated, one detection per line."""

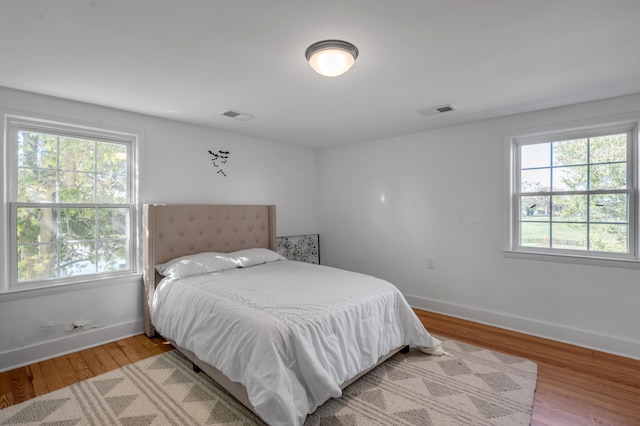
xmin=151 ymin=259 xmax=441 ymax=426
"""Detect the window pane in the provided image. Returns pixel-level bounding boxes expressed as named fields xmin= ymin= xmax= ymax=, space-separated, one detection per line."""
xmin=521 ymin=143 xmax=550 ymax=168
xmin=60 ymin=242 xmax=96 ymax=276
xmin=553 ymin=166 xmax=587 ymax=191
xmin=553 ymin=138 xmax=587 ymax=166
xmin=520 ymin=222 xmax=550 ymax=247
xmin=98 ymin=208 xmax=127 ymax=238
xmin=97 ymin=142 xmax=127 ymax=175
xmin=17 ymin=131 xmax=57 ymax=169
xmin=18 ymin=168 xmax=57 ymax=202
xmin=15 ymin=206 xmax=132 ymax=283
xmin=552 ymin=223 xmax=587 ymax=250
xmin=96 ymin=141 xmax=128 ymax=204
xmin=58 ymin=171 xmax=95 ymax=202
xmin=98 ymin=240 xmax=128 ymax=272
xmin=590 ymin=224 xmax=628 ymax=253
xmin=552 ymin=195 xmax=587 ymax=221
xmin=17 ymin=207 xmax=57 ymax=243
xmin=96 ymin=173 xmax=127 ymax=203
xmin=59 ymin=208 xmax=96 ymax=240
xmin=589 ymin=163 xmax=626 ymax=190
xmin=590 ymin=134 xmax=626 ymax=164
xmin=590 ymin=194 xmax=627 ymax=223
xmin=17 ymin=244 xmax=57 ymax=281
xmin=521 ymin=168 xmax=550 ymax=192
xmin=521 ymin=195 xmax=549 ymax=219
xmin=59 ymin=137 xmax=95 ymax=172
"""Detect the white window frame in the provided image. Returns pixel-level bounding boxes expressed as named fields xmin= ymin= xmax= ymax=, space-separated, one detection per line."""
xmin=504 ymin=114 xmax=640 ymax=268
xmin=3 ymin=114 xmax=139 ymax=292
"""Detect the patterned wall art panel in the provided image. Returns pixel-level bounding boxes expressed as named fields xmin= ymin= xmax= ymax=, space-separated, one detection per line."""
xmin=276 ymin=234 xmax=320 ymax=264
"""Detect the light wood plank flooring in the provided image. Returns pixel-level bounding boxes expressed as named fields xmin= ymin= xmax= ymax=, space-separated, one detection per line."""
xmin=1 ymin=309 xmax=639 ymax=425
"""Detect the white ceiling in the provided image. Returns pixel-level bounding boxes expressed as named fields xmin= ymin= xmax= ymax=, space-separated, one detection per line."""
xmin=2 ymin=1 xmax=640 ymax=149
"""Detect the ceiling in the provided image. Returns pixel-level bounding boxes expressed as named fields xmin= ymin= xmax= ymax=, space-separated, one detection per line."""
xmin=2 ymin=1 xmax=640 ymax=149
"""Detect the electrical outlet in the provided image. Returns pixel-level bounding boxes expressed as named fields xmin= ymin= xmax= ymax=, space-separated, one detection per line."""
xmin=427 ymin=258 xmax=435 ymax=269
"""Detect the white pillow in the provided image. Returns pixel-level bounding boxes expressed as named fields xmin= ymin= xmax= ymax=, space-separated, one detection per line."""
xmin=155 ymin=252 xmax=239 ymax=279
xmin=227 ymin=248 xmax=285 ymax=267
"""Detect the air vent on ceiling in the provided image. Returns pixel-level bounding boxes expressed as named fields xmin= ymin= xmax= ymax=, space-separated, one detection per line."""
xmin=221 ymin=109 xmax=256 ymax=121
xmin=417 ymin=104 xmax=457 ymax=117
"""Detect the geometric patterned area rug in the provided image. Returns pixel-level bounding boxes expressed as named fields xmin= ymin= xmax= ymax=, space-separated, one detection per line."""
xmin=0 ymin=337 xmax=537 ymax=425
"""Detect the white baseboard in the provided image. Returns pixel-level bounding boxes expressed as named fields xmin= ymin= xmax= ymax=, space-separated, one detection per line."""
xmin=405 ymin=294 xmax=640 ymax=361
xmin=0 ymin=319 xmax=144 ymax=372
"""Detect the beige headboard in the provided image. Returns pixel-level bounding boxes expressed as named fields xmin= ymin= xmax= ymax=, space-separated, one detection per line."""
xmin=142 ymin=204 xmax=276 ymax=336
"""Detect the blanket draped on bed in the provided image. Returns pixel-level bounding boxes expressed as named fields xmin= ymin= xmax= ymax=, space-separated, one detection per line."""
xmin=152 ymin=260 xmax=442 ymax=426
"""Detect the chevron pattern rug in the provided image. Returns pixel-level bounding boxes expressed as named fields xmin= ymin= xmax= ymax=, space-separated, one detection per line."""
xmin=0 ymin=337 xmax=537 ymax=425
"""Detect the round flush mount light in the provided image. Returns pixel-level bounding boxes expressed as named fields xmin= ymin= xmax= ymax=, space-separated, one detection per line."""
xmin=305 ymin=40 xmax=359 ymax=77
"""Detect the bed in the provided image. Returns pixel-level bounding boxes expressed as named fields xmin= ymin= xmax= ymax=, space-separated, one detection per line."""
xmin=142 ymin=203 xmax=442 ymax=426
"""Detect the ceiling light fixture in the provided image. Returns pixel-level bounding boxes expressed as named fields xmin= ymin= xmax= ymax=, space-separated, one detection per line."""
xmin=305 ymin=40 xmax=359 ymax=77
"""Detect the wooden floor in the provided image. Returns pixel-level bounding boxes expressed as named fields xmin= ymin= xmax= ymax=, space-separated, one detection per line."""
xmin=415 ymin=310 xmax=640 ymax=426
xmin=1 ymin=310 xmax=639 ymax=425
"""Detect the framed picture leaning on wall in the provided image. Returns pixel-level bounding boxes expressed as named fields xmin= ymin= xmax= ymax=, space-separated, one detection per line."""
xmin=276 ymin=234 xmax=320 ymax=264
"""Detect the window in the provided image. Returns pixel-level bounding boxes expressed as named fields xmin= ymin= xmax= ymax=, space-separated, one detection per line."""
xmin=5 ymin=116 xmax=137 ymax=290
xmin=508 ymin=120 xmax=638 ymax=263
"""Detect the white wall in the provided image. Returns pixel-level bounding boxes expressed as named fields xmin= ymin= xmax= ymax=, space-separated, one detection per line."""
xmin=318 ymin=93 xmax=640 ymax=360
xmin=0 ymin=87 xmax=318 ymax=371
xmin=1 ymin=86 xmax=638 ymax=372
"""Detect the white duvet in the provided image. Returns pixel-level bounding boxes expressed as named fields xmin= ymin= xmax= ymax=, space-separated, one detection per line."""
xmin=152 ymin=259 xmax=441 ymax=426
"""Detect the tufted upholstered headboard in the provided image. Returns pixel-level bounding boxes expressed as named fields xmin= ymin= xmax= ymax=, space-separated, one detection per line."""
xmin=142 ymin=204 xmax=276 ymax=336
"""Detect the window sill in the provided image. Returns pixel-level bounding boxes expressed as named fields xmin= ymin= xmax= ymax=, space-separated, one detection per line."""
xmin=503 ymin=250 xmax=640 ymax=270
xmin=0 ymin=273 xmax=142 ymax=302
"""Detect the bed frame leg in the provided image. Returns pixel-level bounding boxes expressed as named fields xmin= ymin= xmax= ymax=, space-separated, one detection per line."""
xmin=192 ymin=363 xmax=202 ymax=373
xmin=400 ymin=345 xmax=410 ymax=354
